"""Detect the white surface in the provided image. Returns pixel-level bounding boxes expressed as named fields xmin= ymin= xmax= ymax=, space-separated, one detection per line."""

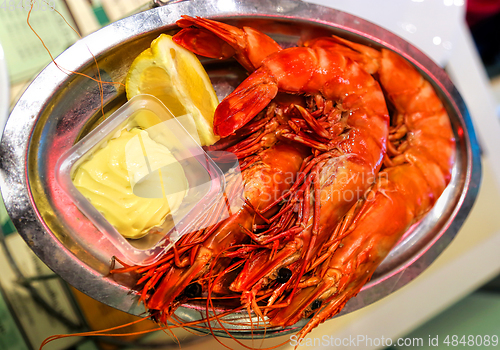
xmin=0 ymin=42 xmax=9 ymax=137
xmin=447 ymin=24 xmax=500 ymax=186
xmin=304 ymin=0 xmax=466 ymax=67
xmin=490 ymin=76 xmax=500 ymax=120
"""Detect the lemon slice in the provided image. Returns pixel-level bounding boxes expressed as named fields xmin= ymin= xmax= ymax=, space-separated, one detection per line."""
xmin=126 ymin=34 xmax=219 ymax=146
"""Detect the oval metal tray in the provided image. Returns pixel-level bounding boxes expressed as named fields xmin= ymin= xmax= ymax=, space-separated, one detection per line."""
xmin=0 ymin=0 xmax=481 ymax=338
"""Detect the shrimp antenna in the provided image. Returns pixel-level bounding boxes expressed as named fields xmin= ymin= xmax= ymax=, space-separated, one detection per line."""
xmin=26 ymin=0 xmax=125 ymax=118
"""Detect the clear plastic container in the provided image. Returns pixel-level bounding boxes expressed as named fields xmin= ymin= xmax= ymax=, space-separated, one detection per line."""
xmin=56 ymin=94 xmax=227 ymax=265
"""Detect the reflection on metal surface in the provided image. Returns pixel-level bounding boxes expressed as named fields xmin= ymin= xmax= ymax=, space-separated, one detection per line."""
xmin=0 ymin=42 xmax=9 ymax=135
xmin=0 ymin=0 xmax=481 ymax=338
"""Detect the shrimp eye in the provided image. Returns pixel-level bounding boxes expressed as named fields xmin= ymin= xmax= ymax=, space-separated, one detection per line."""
xmin=311 ymin=299 xmax=322 ymax=310
xmin=184 ymin=283 xmax=202 ymax=298
xmin=276 ymin=267 xmax=292 ymax=283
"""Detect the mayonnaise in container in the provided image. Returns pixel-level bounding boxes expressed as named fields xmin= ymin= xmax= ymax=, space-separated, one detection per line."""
xmin=56 ymin=95 xmax=227 ymax=265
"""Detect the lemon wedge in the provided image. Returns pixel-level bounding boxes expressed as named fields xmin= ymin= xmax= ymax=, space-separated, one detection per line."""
xmin=126 ymin=34 xmax=219 ymax=146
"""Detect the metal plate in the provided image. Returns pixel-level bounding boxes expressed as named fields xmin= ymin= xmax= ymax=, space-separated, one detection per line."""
xmin=0 ymin=0 xmax=481 ymax=338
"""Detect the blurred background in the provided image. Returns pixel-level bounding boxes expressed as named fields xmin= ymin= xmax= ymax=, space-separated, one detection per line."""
xmin=1 ymin=0 xmax=500 ymax=349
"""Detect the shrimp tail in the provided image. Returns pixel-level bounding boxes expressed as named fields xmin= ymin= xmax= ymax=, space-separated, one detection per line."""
xmin=173 ymin=27 xmax=237 ymax=59
xmin=214 ymin=69 xmax=278 ymax=137
xmin=174 ymin=15 xmax=282 ymax=71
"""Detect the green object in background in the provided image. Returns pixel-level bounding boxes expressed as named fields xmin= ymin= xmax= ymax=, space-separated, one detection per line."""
xmin=0 ymin=286 xmax=30 ymax=350
xmin=91 ymin=3 xmax=109 ymax=26
xmin=0 ymin=0 xmax=80 ymax=84
xmin=391 ymin=292 xmax=500 ymax=349
xmin=0 ymin=192 xmax=16 ymax=236
xmin=77 ymin=340 xmax=100 ymax=350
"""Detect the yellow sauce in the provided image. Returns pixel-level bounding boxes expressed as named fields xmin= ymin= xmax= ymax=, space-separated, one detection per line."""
xmin=73 ymin=127 xmax=188 ymax=239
